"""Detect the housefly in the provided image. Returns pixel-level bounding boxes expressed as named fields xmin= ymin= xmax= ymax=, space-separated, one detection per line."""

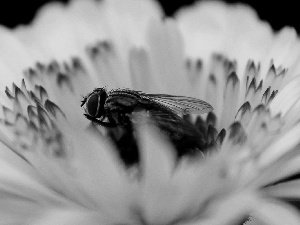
xmin=81 ymin=88 xmax=213 ymax=164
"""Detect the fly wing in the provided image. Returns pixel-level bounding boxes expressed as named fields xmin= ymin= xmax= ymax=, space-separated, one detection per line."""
xmin=128 ymin=108 xmax=200 ymax=138
xmin=107 ymin=89 xmax=213 ymax=115
xmin=146 ymin=94 xmax=213 ymax=115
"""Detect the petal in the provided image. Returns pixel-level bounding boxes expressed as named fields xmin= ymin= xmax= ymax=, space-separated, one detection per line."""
xmin=129 ymin=48 xmax=160 ymax=92
xmin=0 ymin=144 xmax=77 ymax=224
xmin=266 ymin=179 xmax=300 ymax=200
xmin=64 ymin=126 xmax=138 ymax=223
xmin=0 ymin=26 xmax=34 ymax=94
xmin=251 ymin=199 xmax=300 ymax=225
xmin=258 ymin=123 xmax=300 ymax=167
xmin=147 ymin=20 xmax=189 ymax=95
xmin=175 ymin=1 xmax=273 ymax=76
xmin=0 ymin=144 xmax=68 ymax=205
xmin=251 ymin=148 xmax=300 ymax=188
xmin=31 ymin=208 xmax=111 ymax=225
xmin=104 ymin=0 xmax=163 ymax=47
xmin=137 ymin=121 xmax=234 ymax=224
xmin=220 ymin=72 xmax=240 ymax=129
xmin=264 ymin=28 xmax=300 ymax=77
xmin=269 ymin=75 xmax=300 ymax=117
xmin=181 ymin=191 xmax=258 ymax=225
xmin=137 ymin=122 xmax=177 ymax=224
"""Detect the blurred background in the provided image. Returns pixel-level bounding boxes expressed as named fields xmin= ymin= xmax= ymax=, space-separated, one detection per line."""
xmin=0 ymin=0 xmax=300 ymax=34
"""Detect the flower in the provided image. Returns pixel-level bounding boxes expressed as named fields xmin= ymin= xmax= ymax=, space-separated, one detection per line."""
xmin=1 ymin=0 xmax=300 ymax=224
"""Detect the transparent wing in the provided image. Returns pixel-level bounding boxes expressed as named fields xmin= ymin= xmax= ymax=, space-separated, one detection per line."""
xmin=108 ymin=89 xmax=213 ymax=115
xmin=146 ymin=94 xmax=213 ymax=115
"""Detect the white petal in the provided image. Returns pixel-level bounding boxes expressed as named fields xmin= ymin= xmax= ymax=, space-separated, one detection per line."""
xmin=147 ymin=20 xmax=189 ymax=95
xmin=129 ymin=48 xmax=160 ymax=92
xmin=258 ymin=123 xmax=300 ymax=167
xmin=137 ymin=122 xmax=177 ymax=224
xmin=181 ymin=191 xmax=258 ymax=225
xmin=220 ymin=72 xmax=240 ymax=129
xmin=64 ymin=126 xmax=138 ymax=223
xmin=137 ymin=122 xmax=235 ymax=224
xmin=0 ymin=144 xmax=74 ymax=208
xmin=0 ymin=26 xmax=35 ymax=94
xmin=263 ymin=28 xmax=300 ymax=77
xmin=269 ymin=75 xmax=300 ymax=117
xmin=104 ymin=0 xmax=163 ymax=47
xmin=251 ymin=199 xmax=300 ymax=225
xmin=31 ymin=208 xmax=112 ymax=225
xmin=251 ymin=150 xmax=300 ymax=189
xmin=175 ymin=1 xmax=273 ymax=77
xmin=266 ymin=180 xmax=300 ymax=199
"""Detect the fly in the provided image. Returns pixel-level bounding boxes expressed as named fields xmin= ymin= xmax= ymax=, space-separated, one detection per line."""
xmin=81 ymin=87 xmax=213 ymax=164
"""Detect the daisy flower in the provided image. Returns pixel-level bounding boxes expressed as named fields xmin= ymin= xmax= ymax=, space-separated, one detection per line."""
xmin=1 ymin=0 xmax=300 ymax=224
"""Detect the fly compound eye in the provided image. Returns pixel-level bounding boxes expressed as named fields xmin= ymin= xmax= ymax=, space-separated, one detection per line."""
xmin=86 ymin=93 xmax=100 ymax=117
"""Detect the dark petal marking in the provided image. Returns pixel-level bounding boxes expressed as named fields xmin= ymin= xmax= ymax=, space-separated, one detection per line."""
xmin=14 ymin=114 xmax=29 ymax=131
xmin=15 ymin=86 xmax=29 ymax=104
xmin=24 ymin=67 xmax=37 ymax=81
xmin=37 ymin=85 xmax=49 ymax=104
xmin=226 ymin=60 xmax=237 ymax=74
xmin=87 ymin=41 xmax=113 ymax=58
xmin=14 ymin=85 xmax=24 ymax=98
xmin=47 ymin=60 xmax=60 ymax=74
xmin=246 ymin=61 xmax=259 ymax=80
xmin=21 ymin=79 xmax=28 ymax=96
xmin=32 ymin=85 xmax=49 ymax=105
xmin=5 ymin=86 xmax=14 ymax=99
xmin=42 ymin=129 xmax=67 ymax=158
xmin=226 ymin=72 xmax=239 ymax=87
xmin=63 ymin=61 xmax=71 ymax=73
xmin=209 ymin=74 xmax=217 ymax=85
xmin=206 ymin=112 xmax=217 ymax=127
xmin=268 ymin=90 xmax=278 ymax=104
xmin=222 ymin=71 xmax=240 ymax=128
xmin=195 ymin=116 xmax=208 ymax=138
xmin=267 ymin=64 xmax=276 ymax=79
xmin=196 ymin=59 xmax=202 ymax=72
xmin=36 ymin=62 xmax=46 ymax=72
xmin=185 ymin=59 xmax=192 ymax=70
xmin=257 ymin=80 xmax=263 ymax=91
xmin=235 ymin=101 xmax=251 ymax=119
xmin=27 ymin=105 xmax=38 ymax=121
xmin=260 ymin=122 xmax=268 ymax=131
xmin=247 ymin=77 xmax=257 ymax=93
xmin=206 ymin=125 xmax=218 ymax=143
xmin=29 ymin=91 xmax=39 ymax=103
xmin=216 ymin=129 xmax=226 ymax=145
xmin=28 ymin=120 xmax=38 ymax=132
xmin=261 ymin=86 xmax=271 ymax=104
xmin=2 ymin=106 xmax=15 ymax=124
xmin=88 ymin=46 xmax=100 ymax=58
xmin=253 ymin=104 xmax=268 ymax=114
xmin=37 ymin=105 xmax=52 ymax=131
xmin=57 ymin=72 xmax=73 ymax=92
xmin=72 ymin=57 xmax=86 ymax=73
xmin=228 ymin=122 xmax=247 ymax=145
xmin=44 ymin=100 xmax=66 ymax=118
xmin=99 ymin=40 xmax=112 ymax=52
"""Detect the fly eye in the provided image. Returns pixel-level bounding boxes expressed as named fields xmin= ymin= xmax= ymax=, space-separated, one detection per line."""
xmin=86 ymin=94 xmax=100 ymax=117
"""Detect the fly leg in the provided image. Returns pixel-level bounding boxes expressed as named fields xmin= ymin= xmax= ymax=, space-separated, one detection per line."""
xmin=84 ymin=114 xmax=117 ymax=127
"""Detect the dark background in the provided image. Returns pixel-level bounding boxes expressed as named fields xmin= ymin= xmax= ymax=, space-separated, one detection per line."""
xmin=0 ymin=0 xmax=299 ymax=34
